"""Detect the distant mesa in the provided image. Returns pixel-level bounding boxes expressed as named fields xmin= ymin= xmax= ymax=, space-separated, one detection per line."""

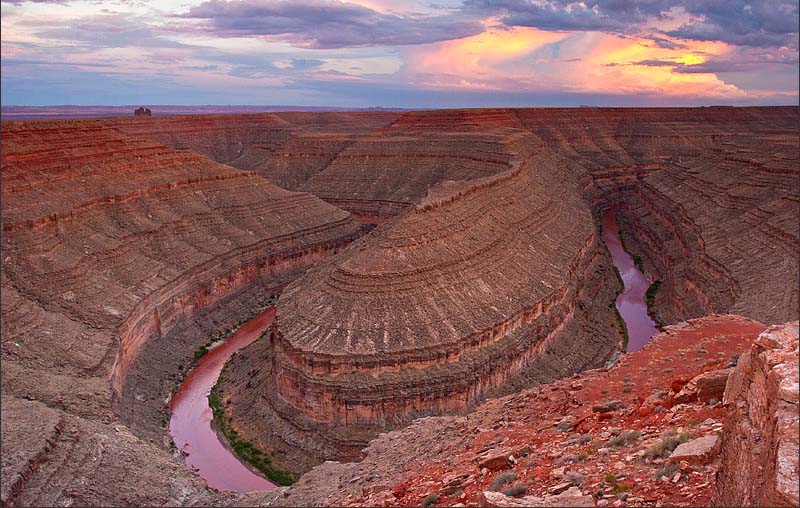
xmin=134 ymin=106 xmax=152 ymax=116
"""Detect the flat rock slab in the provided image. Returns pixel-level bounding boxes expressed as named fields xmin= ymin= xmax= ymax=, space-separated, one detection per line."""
xmin=484 ymin=487 xmax=595 ymax=507
xmin=478 ymin=449 xmax=513 ymax=472
xmin=592 ymin=399 xmax=625 ymax=413
xmin=695 ymin=368 xmax=732 ymax=402
xmin=668 ymin=435 xmax=720 ymax=464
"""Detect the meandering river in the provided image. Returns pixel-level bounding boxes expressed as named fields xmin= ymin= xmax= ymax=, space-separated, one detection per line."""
xmin=601 ymin=208 xmax=660 ymax=352
xmin=169 ymin=307 xmax=276 ymax=492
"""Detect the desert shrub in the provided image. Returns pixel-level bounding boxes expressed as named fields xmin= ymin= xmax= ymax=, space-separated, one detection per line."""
xmin=613 ymin=484 xmax=630 ymax=494
xmin=578 ymin=435 xmax=592 ymax=445
xmin=604 ymin=473 xmax=616 ymax=483
xmin=565 ymin=471 xmax=586 ymax=486
xmin=491 ymin=472 xmax=517 ymax=491
xmin=646 ymin=431 xmax=689 ymax=458
xmin=421 ymin=494 xmax=439 ymax=507
xmin=656 ymin=463 xmax=679 ymax=480
xmin=606 ymin=430 xmax=642 ymax=447
xmin=501 ymin=483 xmax=528 ymax=497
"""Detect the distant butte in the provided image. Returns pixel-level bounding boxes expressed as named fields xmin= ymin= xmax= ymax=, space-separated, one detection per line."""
xmin=1 ymin=107 xmax=797 ymax=507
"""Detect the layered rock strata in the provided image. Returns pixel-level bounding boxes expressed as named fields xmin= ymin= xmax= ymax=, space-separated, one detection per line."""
xmin=516 ymin=106 xmax=799 ymax=326
xmin=113 ymin=114 xmax=530 ymax=223
xmin=1 ymin=107 xmax=798 ymax=506
xmin=0 ymin=120 xmax=361 ymax=505
xmin=222 ymin=142 xmax=622 ymax=463
xmin=714 ymin=321 xmax=799 ymax=507
xmin=120 ymin=107 xmax=798 ymax=325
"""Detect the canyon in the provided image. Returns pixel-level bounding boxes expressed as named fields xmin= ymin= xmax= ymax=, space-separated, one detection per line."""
xmin=1 ymin=107 xmax=797 ymax=507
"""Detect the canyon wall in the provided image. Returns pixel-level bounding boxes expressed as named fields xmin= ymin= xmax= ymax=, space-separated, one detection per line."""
xmin=112 ymin=114 xmax=529 ymax=223
xmin=119 ymin=107 xmax=798 ymax=326
xmin=714 ymin=321 xmax=799 ymax=507
xmin=516 ymin=106 xmax=799 ymax=326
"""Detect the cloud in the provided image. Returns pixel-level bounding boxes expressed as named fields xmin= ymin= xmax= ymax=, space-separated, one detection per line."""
xmin=182 ymin=0 xmax=484 ymax=49
xmin=665 ymin=0 xmax=798 ymax=48
xmin=1 ymin=0 xmax=69 ymax=4
xmin=468 ymin=1 xmax=798 ymax=49
xmin=465 ymin=0 xmax=675 ymax=33
xmin=642 ymin=34 xmax=687 ymax=49
xmin=35 ymin=14 xmax=188 ymax=49
xmin=673 ymin=46 xmax=800 ymax=73
xmin=627 ymin=58 xmax=681 ymax=66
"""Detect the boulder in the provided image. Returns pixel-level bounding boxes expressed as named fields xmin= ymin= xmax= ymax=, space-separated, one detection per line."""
xmin=695 ymin=368 xmax=733 ymax=402
xmin=668 ymin=435 xmax=720 ymax=464
xmin=478 ymin=450 xmax=513 ymax=472
xmin=674 ymin=369 xmax=732 ymax=404
xmin=591 ymin=399 xmax=625 ymax=413
xmin=483 ymin=486 xmax=595 ymax=507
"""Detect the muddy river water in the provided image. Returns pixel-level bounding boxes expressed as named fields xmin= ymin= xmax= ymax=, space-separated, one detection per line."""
xmin=601 ymin=208 xmax=660 ymax=352
xmin=169 ymin=307 xmax=276 ymax=492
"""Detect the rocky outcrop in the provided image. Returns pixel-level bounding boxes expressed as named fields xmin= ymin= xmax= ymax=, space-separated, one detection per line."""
xmin=714 ymin=321 xmax=799 ymax=507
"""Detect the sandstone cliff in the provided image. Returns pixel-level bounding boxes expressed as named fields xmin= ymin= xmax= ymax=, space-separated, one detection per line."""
xmin=714 ymin=321 xmax=799 ymax=507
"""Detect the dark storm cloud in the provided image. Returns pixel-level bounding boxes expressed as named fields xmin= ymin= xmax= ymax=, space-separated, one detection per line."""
xmin=667 ymin=0 xmax=798 ymax=48
xmin=465 ymin=0 xmax=674 ymax=32
xmin=182 ymin=0 xmax=484 ymax=49
xmin=673 ymin=47 xmax=800 ymax=73
xmin=467 ymin=0 xmax=798 ymax=48
xmin=629 ymin=58 xmax=681 ymax=66
xmin=616 ymin=46 xmax=799 ymax=74
xmin=642 ymin=34 xmax=687 ymax=49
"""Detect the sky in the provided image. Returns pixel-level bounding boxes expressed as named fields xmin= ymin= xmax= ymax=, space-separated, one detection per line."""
xmin=1 ymin=0 xmax=798 ymax=108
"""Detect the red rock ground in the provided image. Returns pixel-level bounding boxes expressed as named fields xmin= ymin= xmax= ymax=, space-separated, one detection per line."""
xmin=332 ymin=315 xmax=765 ymax=507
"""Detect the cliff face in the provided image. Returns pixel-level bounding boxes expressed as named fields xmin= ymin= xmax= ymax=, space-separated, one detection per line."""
xmin=122 ymin=107 xmax=798 ymax=325
xmin=112 ymin=113 xmax=527 ymax=224
xmin=714 ymin=321 xmax=799 ymax=507
xmin=517 ymin=107 xmax=799 ymax=326
xmin=0 ymin=120 xmax=361 ymax=505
